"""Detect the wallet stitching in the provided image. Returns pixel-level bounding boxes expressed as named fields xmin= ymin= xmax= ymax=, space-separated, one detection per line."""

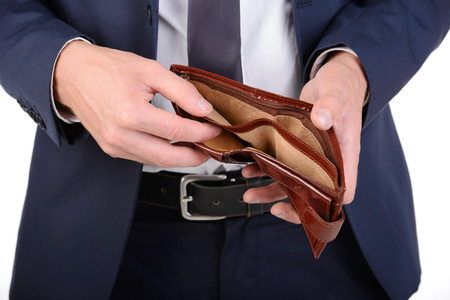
xmin=174 ymin=64 xmax=314 ymax=112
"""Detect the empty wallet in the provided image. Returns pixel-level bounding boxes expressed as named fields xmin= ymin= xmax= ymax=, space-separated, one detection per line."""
xmin=170 ymin=64 xmax=346 ymax=259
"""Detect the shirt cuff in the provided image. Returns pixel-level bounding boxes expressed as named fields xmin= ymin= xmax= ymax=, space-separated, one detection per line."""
xmin=51 ymin=37 xmax=91 ymax=124
xmin=309 ymin=46 xmax=357 ymax=79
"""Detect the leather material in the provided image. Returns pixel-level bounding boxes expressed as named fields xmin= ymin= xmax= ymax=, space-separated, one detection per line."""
xmin=170 ymin=65 xmax=346 ymax=258
xmin=138 ymin=171 xmax=281 ymax=218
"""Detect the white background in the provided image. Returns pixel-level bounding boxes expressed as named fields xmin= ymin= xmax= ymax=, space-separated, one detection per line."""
xmin=1 ymin=35 xmax=449 ymax=299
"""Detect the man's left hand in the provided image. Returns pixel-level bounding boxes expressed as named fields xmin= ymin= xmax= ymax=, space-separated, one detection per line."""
xmin=242 ymin=51 xmax=368 ymax=224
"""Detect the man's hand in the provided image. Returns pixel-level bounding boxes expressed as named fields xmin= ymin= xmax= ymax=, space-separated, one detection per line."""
xmin=54 ymin=41 xmax=221 ymax=167
xmin=242 ymin=51 xmax=368 ymax=223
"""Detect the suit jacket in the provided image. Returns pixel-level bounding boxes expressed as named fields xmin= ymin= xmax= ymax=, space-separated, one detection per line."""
xmin=0 ymin=1 xmax=448 ymax=299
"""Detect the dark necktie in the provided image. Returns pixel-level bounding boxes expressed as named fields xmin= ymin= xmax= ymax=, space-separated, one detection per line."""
xmin=187 ymin=0 xmax=243 ymax=82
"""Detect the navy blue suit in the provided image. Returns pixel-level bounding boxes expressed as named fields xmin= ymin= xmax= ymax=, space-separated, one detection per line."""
xmin=0 ymin=1 xmax=449 ymax=299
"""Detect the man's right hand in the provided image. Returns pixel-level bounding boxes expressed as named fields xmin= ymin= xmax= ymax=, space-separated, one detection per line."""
xmin=54 ymin=41 xmax=221 ymax=167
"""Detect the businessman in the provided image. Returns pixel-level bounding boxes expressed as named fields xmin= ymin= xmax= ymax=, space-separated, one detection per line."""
xmin=0 ymin=1 xmax=449 ymax=299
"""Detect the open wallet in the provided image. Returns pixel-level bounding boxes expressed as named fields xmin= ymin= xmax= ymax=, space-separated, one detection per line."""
xmin=170 ymin=64 xmax=346 ymax=259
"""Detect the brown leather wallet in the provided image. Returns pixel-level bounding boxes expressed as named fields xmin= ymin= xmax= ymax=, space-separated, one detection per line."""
xmin=170 ymin=64 xmax=346 ymax=259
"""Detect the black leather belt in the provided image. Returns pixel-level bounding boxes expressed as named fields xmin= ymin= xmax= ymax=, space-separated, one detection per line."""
xmin=138 ymin=171 xmax=285 ymax=221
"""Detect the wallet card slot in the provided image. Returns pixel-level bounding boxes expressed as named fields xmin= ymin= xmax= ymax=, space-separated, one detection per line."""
xmin=231 ymin=123 xmax=336 ymax=189
xmin=202 ymin=119 xmax=337 ymax=189
xmin=176 ymin=74 xmax=341 ymax=189
xmin=191 ymin=80 xmax=325 ymax=155
xmin=174 ymin=67 xmax=340 ymax=169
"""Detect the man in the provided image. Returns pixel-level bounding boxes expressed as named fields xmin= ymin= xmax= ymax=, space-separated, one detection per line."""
xmin=0 ymin=0 xmax=448 ymax=299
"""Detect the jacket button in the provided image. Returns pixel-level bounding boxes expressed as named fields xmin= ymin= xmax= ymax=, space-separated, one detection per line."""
xmin=28 ymin=109 xmax=36 ymax=120
xmin=36 ymin=114 xmax=46 ymax=129
xmin=27 ymin=109 xmax=46 ymax=129
xmin=147 ymin=4 xmax=153 ymax=26
xmin=17 ymin=100 xmax=28 ymax=113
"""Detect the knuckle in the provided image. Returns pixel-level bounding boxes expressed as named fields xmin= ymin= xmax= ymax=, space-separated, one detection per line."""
xmin=100 ymin=141 xmax=119 ymax=158
xmin=168 ymin=125 xmax=189 ymax=141
xmin=147 ymin=59 xmax=162 ymax=70
xmin=156 ymin=155 xmax=174 ymax=168
xmin=173 ymin=80 xmax=198 ymax=102
xmin=100 ymin=127 xmax=123 ymax=157
xmin=116 ymin=104 xmax=136 ymax=128
xmin=183 ymin=81 xmax=198 ymax=96
xmin=102 ymin=127 xmax=117 ymax=144
xmin=104 ymin=147 xmax=119 ymax=158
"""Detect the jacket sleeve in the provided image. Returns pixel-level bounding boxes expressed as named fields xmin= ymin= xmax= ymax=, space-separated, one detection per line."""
xmin=0 ymin=0 xmax=92 ymax=146
xmin=303 ymin=0 xmax=450 ymax=128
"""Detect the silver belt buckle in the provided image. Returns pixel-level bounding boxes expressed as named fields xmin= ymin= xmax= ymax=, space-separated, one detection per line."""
xmin=180 ymin=174 xmax=227 ymax=221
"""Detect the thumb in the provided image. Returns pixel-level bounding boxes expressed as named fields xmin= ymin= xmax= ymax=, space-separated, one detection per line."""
xmin=310 ymin=95 xmax=344 ymax=131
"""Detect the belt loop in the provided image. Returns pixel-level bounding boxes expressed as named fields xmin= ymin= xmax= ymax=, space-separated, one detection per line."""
xmin=247 ymin=203 xmax=265 ymax=218
xmin=246 ymin=177 xmax=266 ymax=217
xmin=246 ymin=176 xmax=264 ymax=189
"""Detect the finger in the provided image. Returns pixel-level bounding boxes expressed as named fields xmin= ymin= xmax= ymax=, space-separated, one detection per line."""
xmin=337 ymin=136 xmax=359 ymax=205
xmin=132 ymin=103 xmax=221 ymax=142
xmin=243 ymin=182 xmax=287 ymax=204
xmin=300 ymin=79 xmax=345 ymax=131
xmin=270 ymin=202 xmax=301 ymax=224
xmin=149 ymin=63 xmax=213 ymax=117
xmin=335 ymin=114 xmax=361 ymax=205
xmin=113 ymin=130 xmax=211 ymax=167
xmin=241 ymin=163 xmax=265 ymax=178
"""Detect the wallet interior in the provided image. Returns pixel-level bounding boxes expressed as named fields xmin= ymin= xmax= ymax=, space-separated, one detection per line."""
xmin=190 ymin=80 xmax=337 ymax=190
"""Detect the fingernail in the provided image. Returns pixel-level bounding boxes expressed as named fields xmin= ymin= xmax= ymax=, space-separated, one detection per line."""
xmin=316 ymin=109 xmax=333 ymax=129
xmin=197 ymin=98 xmax=213 ymax=113
xmin=212 ymin=127 xmax=222 ymax=137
